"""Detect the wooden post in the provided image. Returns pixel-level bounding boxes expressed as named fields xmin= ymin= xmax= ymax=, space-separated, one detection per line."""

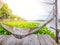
xmin=54 ymin=0 xmax=58 ymax=43
xmin=0 ymin=0 xmax=3 ymax=8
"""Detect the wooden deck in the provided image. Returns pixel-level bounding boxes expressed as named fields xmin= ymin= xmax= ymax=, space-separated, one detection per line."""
xmin=0 ymin=34 xmax=57 ymax=45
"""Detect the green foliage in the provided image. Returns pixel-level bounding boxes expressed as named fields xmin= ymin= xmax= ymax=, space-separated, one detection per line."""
xmin=0 ymin=25 xmax=11 ymax=35
xmin=34 ymin=27 xmax=55 ymax=37
xmin=2 ymin=21 xmax=40 ymax=28
xmin=0 ymin=3 xmax=25 ymax=21
xmin=1 ymin=21 xmax=55 ymax=37
xmin=0 ymin=3 xmax=12 ymax=19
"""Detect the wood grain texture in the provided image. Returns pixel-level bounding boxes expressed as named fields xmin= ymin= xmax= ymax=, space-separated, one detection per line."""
xmin=0 ymin=34 xmax=57 ymax=45
xmin=37 ymin=35 xmax=47 ymax=45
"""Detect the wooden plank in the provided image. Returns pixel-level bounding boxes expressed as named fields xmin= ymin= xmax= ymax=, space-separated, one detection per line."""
xmin=0 ymin=34 xmax=40 ymax=45
xmin=0 ymin=35 xmax=6 ymax=43
xmin=46 ymin=35 xmax=57 ymax=45
xmin=42 ymin=35 xmax=56 ymax=45
xmin=22 ymin=34 xmax=40 ymax=45
xmin=3 ymin=35 xmax=23 ymax=45
xmin=0 ymin=35 xmax=11 ymax=45
xmin=37 ymin=35 xmax=48 ymax=45
xmin=0 ymin=35 xmax=57 ymax=45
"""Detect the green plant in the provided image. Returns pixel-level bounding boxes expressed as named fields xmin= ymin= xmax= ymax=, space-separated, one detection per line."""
xmin=34 ymin=27 xmax=55 ymax=37
xmin=1 ymin=21 xmax=55 ymax=37
xmin=0 ymin=25 xmax=11 ymax=35
xmin=2 ymin=21 xmax=40 ymax=28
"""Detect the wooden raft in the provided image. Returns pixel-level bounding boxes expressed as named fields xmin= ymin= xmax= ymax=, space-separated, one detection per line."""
xmin=0 ymin=34 xmax=57 ymax=45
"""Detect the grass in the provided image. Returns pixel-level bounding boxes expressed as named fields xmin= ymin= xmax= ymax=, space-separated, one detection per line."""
xmin=0 ymin=21 xmax=55 ymax=37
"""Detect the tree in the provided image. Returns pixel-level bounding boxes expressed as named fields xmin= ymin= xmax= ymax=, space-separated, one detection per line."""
xmin=0 ymin=3 xmax=12 ymax=19
xmin=0 ymin=3 xmax=25 ymax=21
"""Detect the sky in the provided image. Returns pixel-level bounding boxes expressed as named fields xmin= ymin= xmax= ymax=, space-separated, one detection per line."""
xmin=3 ymin=0 xmax=60 ymax=20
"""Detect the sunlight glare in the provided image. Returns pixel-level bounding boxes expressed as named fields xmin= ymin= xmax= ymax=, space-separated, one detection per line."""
xmin=4 ymin=0 xmax=48 ymax=20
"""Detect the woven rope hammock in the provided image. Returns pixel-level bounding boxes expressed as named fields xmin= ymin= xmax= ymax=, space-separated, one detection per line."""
xmin=1 ymin=17 xmax=54 ymax=39
xmin=0 ymin=0 xmax=55 ymax=39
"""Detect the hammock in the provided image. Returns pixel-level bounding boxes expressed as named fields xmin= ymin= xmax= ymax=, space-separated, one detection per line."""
xmin=1 ymin=17 xmax=54 ymax=39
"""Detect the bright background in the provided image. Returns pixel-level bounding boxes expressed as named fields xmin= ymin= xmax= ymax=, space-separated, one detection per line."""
xmin=3 ymin=0 xmax=60 ymax=20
